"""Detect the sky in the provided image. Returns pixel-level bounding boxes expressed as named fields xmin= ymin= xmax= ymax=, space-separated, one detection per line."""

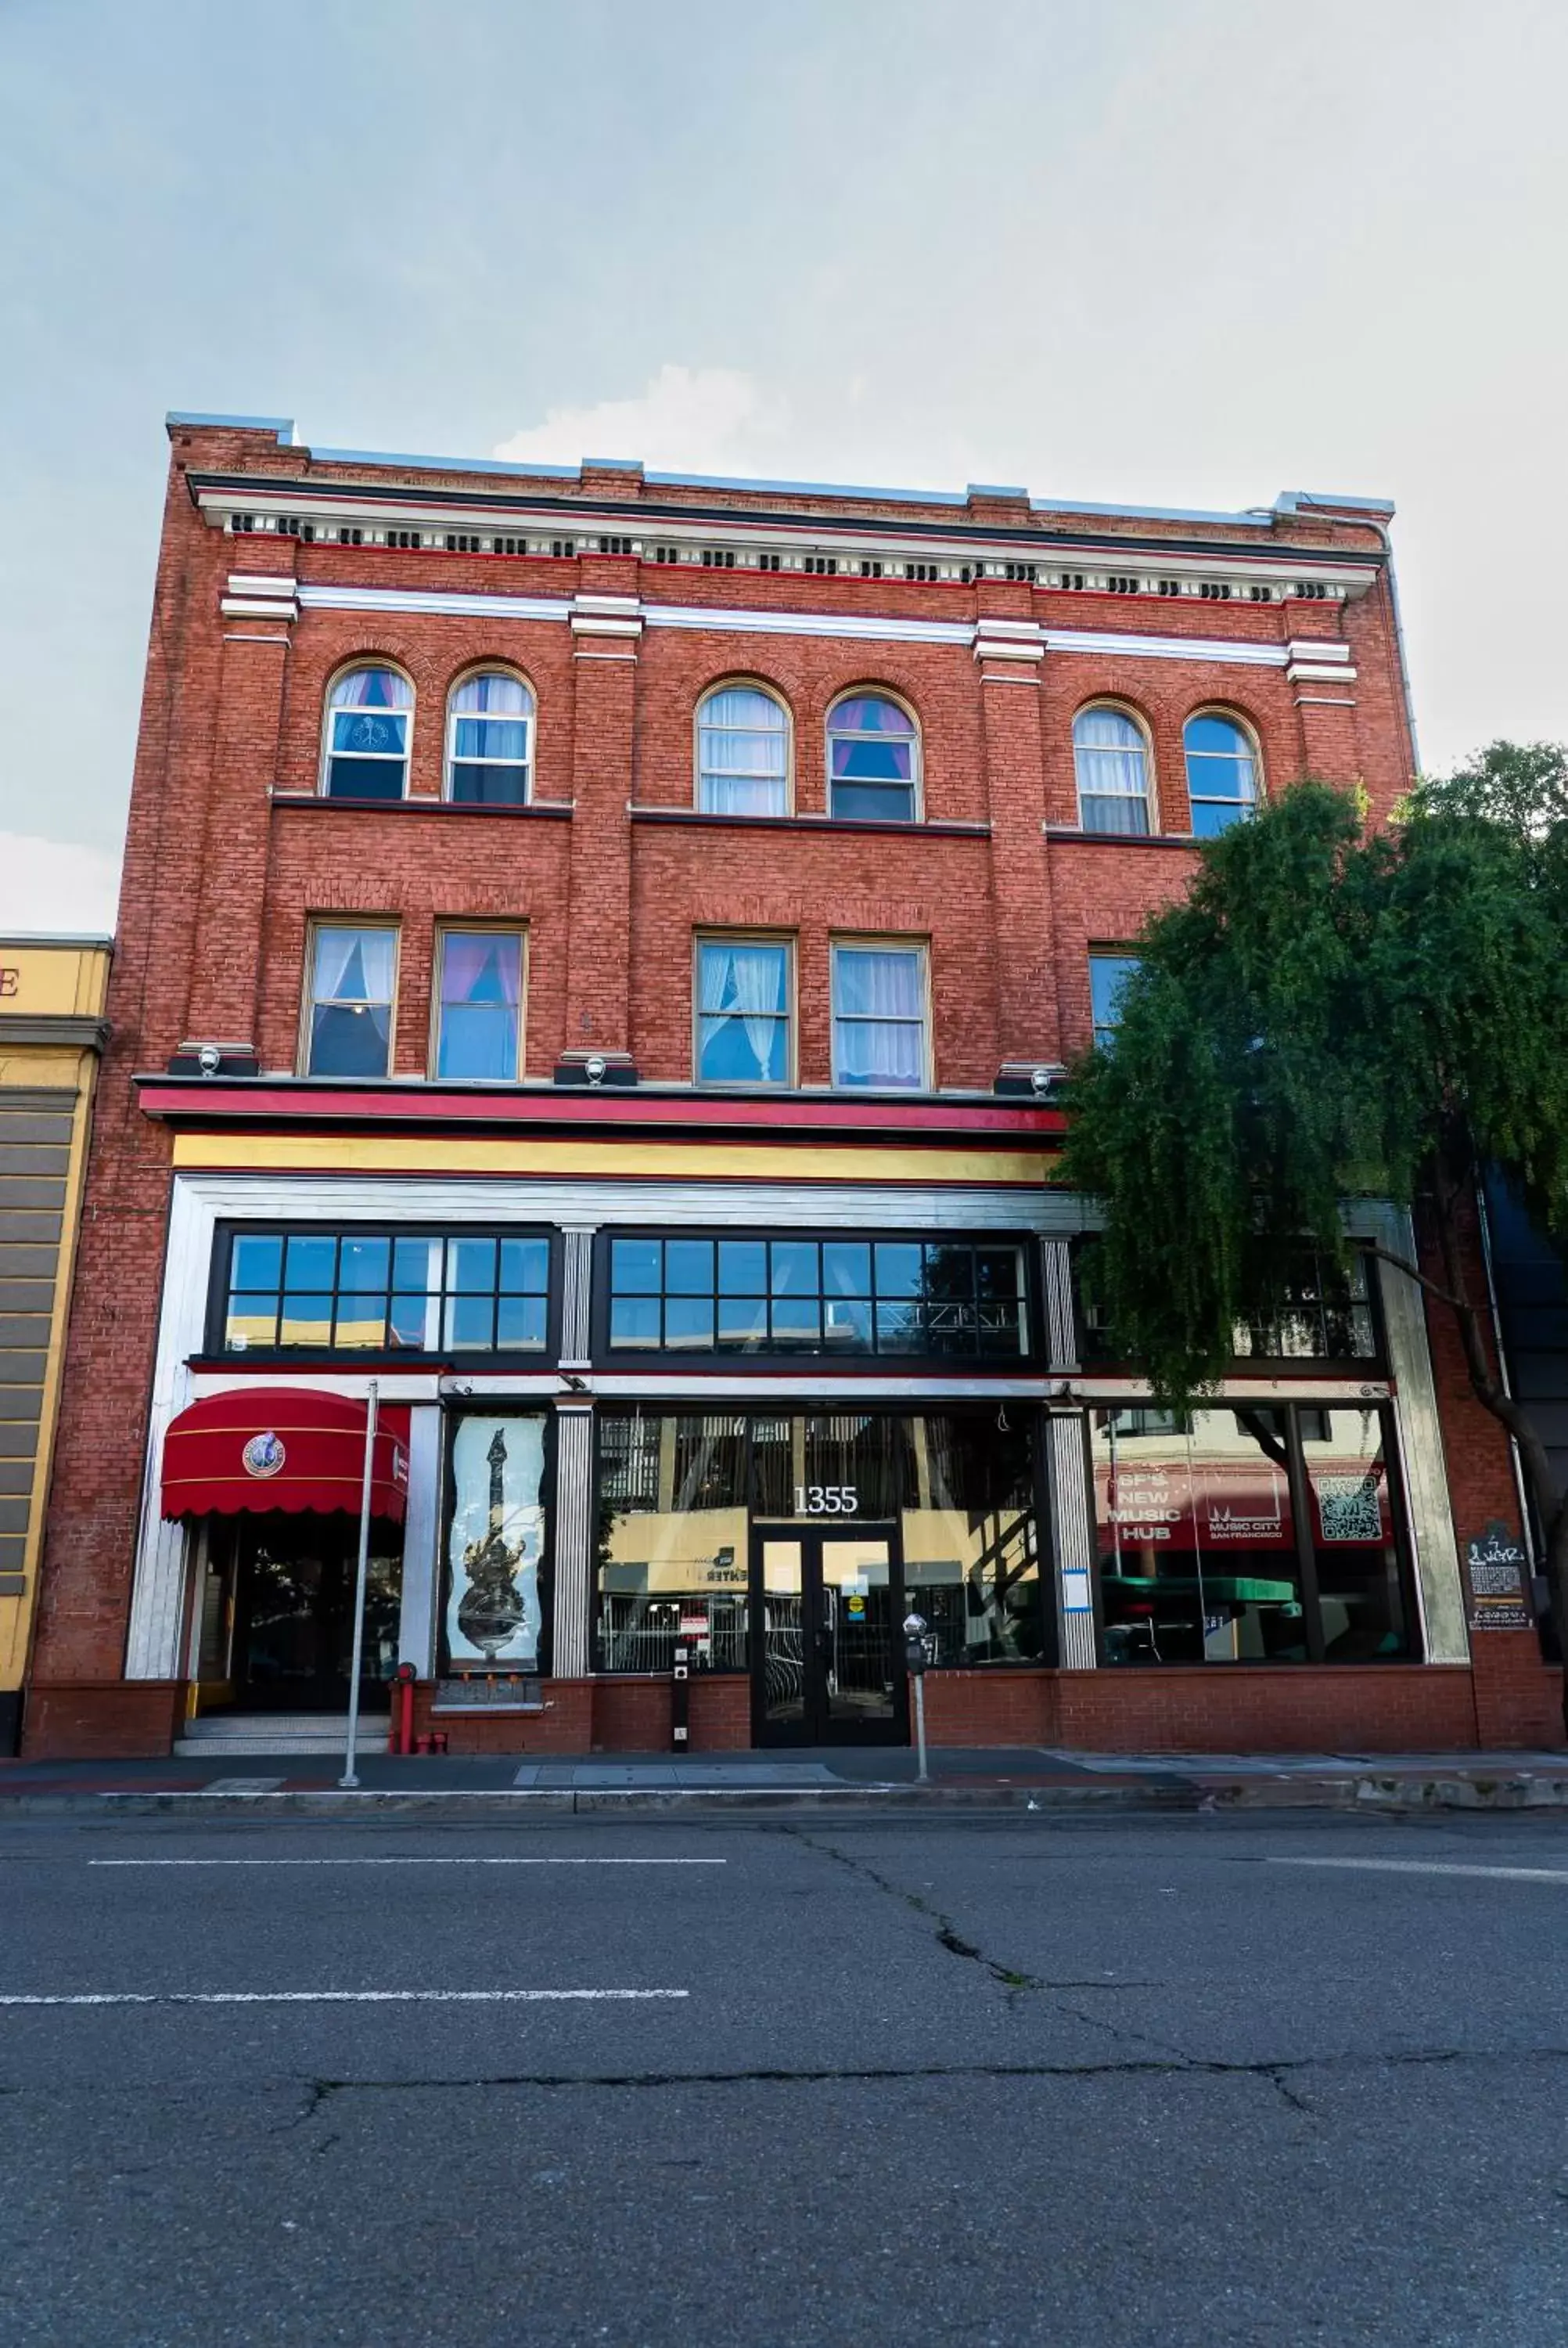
xmin=2 ymin=0 xmax=1566 ymax=933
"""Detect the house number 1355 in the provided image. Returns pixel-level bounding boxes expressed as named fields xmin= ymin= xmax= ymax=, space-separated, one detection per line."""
xmin=796 ymin=1485 xmax=859 ymax=1515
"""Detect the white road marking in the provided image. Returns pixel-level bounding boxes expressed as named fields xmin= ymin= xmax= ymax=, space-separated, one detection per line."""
xmin=88 ymin=1856 xmax=726 ymax=1869
xmin=0 ymin=1988 xmax=689 ymax=2007
xmin=1267 ymin=1858 xmax=1568 ymax=1883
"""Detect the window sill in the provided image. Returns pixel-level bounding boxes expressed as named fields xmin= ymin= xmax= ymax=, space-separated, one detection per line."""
xmin=631 ymin=805 xmax=989 ymax=839
xmin=1043 ymin=825 xmax=1198 ymax=848
xmin=272 ymin=792 xmax=574 ymax=819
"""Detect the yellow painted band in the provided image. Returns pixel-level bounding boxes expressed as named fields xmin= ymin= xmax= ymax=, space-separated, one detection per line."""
xmin=170 ymin=1132 xmax=1052 ymax=1186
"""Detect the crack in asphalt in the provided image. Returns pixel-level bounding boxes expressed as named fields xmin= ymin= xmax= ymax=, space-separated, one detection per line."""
xmin=786 ymin=1824 xmax=1196 ymax=2068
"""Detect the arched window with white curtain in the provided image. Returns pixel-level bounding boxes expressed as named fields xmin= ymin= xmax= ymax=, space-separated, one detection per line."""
xmin=320 ymin=666 xmax=412 ymax=800
xmin=1184 ymin=711 xmax=1259 ymax=835
xmin=447 ymin=672 xmax=534 ymax=804
xmin=826 ymin=692 xmax=920 ymax=821
xmin=1074 ymin=705 xmax=1153 ymax=836
xmin=696 ymin=685 xmax=789 ymax=816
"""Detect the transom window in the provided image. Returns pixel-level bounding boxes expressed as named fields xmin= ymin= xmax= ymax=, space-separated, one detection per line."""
xmin=1075 ymin=1238 xmax=1379 ymax=1366
xmin=695 ymin=937 xmax=792 ymax=1086
xmin=303 ymin=924 xmax=397 ymax=1078
xmin=1184 ymin=713 xmax=1258 ymax=835
xmin=447 ymin=672 xmax=534 ymax=805
xmin=831 ymin=941 xmax=929 ymax=1090
xmin=827 ymin=693 xmax=919 ymax=822
xmin=322 ymin=668 xmax=412 ymax=800
xmin=218 ymin=1228 xmax=551 ymax=1356
xmin=696 ymin=686 xmax=789 ymax=816
xmin=606 ymin=1234 xmax=1029 ymax=1357
xmin=1074 ymin=706 xmax=1152 ymax=836
xmin=433 ymin=927 xmax=525 ymax=1082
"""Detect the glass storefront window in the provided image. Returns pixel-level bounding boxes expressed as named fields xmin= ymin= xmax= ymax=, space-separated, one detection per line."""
xmin=1090 ymin=1402 xmax=1410 ymax=1664
xmin=443 ymin=1411 xmax=549 ymax=1671
xmin=218 ymin=1226 xmax=551 ymax=1357
xmin=593 ymin=1409 xmax=1045 ymax=1674
xmin=604 ymin=1233 xmax=1030 ymax=1359
xmin=1075 ymin=1238 xmax=1379 ymax=1368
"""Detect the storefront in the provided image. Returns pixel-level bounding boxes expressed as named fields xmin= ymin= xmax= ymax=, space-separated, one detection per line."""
xmin=104 ymin=1123 xmax=1476 ymax=1756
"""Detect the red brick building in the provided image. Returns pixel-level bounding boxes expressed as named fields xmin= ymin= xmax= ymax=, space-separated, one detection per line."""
xmin=20 ymin=412 xmax=1559 ymax=1759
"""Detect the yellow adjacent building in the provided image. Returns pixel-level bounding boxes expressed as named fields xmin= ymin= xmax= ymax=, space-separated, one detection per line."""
xmin=0 ymin=937 xmax=110 ymax=1752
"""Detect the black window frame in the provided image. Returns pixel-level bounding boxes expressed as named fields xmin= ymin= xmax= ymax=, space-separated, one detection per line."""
xmin=1084 ymin=1395 xmax=1418 ymax=1666
xmin=591 ymin=1228 xmax=1042 ymax=1370
xmin=205 ymin=1222 xmax=562 ymax=1366
xmin=1070 ymin=1235 xmax=1389 ymax=1374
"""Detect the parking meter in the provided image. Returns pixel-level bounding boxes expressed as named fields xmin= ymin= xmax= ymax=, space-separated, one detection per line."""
xmin=902 ymin=1612 xmax=930 ymax=1781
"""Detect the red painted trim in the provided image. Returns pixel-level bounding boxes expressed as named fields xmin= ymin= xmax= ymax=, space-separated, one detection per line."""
xmin=135 ymin=1078 xmax=1066 ymax=1141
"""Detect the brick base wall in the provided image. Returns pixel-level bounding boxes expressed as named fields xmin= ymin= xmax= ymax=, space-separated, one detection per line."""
xmin=1055 ymin=1665 xmax=1483 ymax=1752
xmin=22 ymin=1681 xmax=187 ymax=1759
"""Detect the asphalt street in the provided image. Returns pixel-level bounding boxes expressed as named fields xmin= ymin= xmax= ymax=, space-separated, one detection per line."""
xmin=2 ymin=1806 xmax=1566 ymax=2346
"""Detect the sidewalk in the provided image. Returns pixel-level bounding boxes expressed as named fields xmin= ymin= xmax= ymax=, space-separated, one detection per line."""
xmin=3 ymin=1745 xmax=1568 ymax=1815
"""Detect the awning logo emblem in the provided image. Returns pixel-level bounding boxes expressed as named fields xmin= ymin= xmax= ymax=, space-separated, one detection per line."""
xmin=242 ymin=1431 xmax=286 ymax=1479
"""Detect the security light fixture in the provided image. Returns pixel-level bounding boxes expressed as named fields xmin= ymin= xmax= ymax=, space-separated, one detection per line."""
xmin=584 ymin=1053 xmax=608 ymax=1086
xmin=196 ymin=1043 xmax=221 ymax=1076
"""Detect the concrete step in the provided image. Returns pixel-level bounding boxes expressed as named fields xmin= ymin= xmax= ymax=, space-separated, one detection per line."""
xmin=175 ymin=1714 xmax=370 ymax=1758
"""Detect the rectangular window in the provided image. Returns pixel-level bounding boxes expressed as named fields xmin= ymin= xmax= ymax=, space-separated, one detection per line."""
xmin=218 ymin=1226 xmax=551 ymax=1356
xmin=1088 ymin=952 xmax=1139 ymax=1050
xmin=695 ymin=937 xmax=792 ymax=1086
xmin=433 ymin=927 xmax=525 ymax=1082
xmin=304 ymin=924 xmax=397 ymax=1078
xmin=605 ymin=1233 xmax=1028 ymax=1359
xmin=1089 ymin=1400 xmax=1410 ymax=1665
xmin=1074 ymin=1237 xmax=1380 ymax=1367
xmin=593 ymin=1408 xmax=1045 ymax=1673
xmin=831 ymin=941 xmax=929 ymax=1090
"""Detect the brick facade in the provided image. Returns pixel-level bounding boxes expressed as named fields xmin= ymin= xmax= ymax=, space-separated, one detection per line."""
xmin=22 ymin=416 xmax=1559 ymax=1757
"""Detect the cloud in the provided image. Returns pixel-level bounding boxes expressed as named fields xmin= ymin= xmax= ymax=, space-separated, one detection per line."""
xmin=0 ymin=834 xmax=120 ymax=935
xmin=494 ymin=365 xmax=795 ymax=477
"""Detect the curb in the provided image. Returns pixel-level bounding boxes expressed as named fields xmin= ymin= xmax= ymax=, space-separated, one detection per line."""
xmin=2 ymin=1774 xmax=1568 ymax=1817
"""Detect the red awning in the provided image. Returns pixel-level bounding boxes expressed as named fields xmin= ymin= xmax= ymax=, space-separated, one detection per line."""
xmin=161 ymin=1387 xmax=411 ymax=1523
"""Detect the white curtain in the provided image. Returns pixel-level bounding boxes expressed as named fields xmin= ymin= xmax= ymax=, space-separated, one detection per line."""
xmin=700 ymin=942 xmax=784 ymax=1077
xmin=314 ymin=926 xmax=394 ymax=1005
xmin=699 ymin=688 xmax=787 ymax=816
xmin=834 ymin=949 xmax=923 ymax=1083
xmin=1074 ymin=709 xmax=1149 ymax=833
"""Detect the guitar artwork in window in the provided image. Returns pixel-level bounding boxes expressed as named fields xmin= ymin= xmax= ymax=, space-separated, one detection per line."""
xmin=446 ymin=1416 xmax=546 ymax=1666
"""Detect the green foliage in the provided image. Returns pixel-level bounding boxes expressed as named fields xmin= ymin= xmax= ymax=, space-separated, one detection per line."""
xmin=1059 ymin=772 xmax=1568 ymax=1407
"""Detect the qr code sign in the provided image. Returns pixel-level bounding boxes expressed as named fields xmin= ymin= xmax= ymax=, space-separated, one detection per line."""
xmin=1314 ymin=1476 xmax=1382 ymax=1543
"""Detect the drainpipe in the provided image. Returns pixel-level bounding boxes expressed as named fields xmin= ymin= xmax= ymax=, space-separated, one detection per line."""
xmin=1475 ymin=1179 xmax=1537 ymax=1566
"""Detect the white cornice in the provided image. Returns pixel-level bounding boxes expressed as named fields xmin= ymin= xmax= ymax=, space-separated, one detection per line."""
xmin=199 ymin=483 xmax=1378 ymax=601
xmin=283 ymin=582 xmax=1332 ymax=672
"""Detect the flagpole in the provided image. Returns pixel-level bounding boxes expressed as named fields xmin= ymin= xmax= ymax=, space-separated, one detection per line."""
xmin=340 ymin=1378 xmax=379 ymax=1791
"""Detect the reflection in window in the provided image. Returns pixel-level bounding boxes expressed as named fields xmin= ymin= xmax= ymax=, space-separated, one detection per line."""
xmin=1090 ymin=1402 xmax=1408 ymax=1663
xmin=1184 ymin=713 xmax=1257 ymax=837
xmin=305 ymin=925 xmax=397 ymax=1078
xmin=897 ymin=1415 xmax=1043 ymax=1666
xmin=696 ymin=938 xmax=791 ymax=1085
xmin=322 ymin=668 xmax=412 ymax=800
xmin=606 ymin=1234 xmax=1027 ymax=1357
xmin=221 ymin=1227 xmax=550 ymax=1355
xmin=827 ymin=694 xmax=919 ymax=822
xmin=434 ymin=929 xmax=524 ymax=1082
xmin=1074 ymin=708 xmax=1151 ymax=835
xmin=592 ymin=1409 xmax=1045 ymax=1674
xmin=448 ymin=672 xmax=533 ymax=805
xmin=696 ymin=686 xmax=789 ymax=816
xmin=1088 ymin=952 xmax=1140 ymax=1050
xmin=1074 ymin=1238 xmax=1379 ymax=1366
xmin=831 ymin=942 xmax=928 ymax=1089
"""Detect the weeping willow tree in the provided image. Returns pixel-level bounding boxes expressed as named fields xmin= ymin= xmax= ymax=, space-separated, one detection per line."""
xmin=1059 ymin=754 xmax=1568 ymax=1731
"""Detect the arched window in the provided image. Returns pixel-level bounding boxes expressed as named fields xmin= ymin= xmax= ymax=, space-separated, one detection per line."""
xmin=696 ymin=686 xmax=789 ymax=816
xmin=1184 ymin=712 xmax=1259 ymax=835
xmin=1074 ymin=706 xmax=1152 ymax=836
xmin=447 ymin=671 xmax=534 ymax=805
xmin=827 ymin=693 xmax=919 ymax=822
xmin=321 ymin=667 xmax=412 ymax=800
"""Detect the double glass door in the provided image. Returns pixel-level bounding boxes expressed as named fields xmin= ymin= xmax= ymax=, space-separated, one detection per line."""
xmin=751 ymin=1525 xmax=908 ymax=1746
